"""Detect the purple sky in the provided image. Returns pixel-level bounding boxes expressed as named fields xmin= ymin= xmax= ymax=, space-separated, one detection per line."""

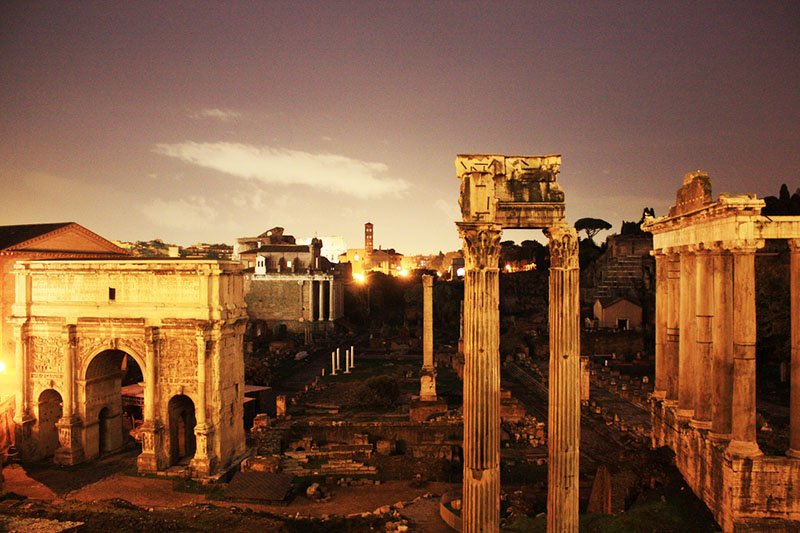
xmin=2 ymin=1 xmax=798 ymax=254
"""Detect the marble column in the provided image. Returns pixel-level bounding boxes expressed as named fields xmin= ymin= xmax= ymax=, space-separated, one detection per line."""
xmin=12 ymin=323 xmax=29 ymax=425
xmin=677 ymin=251 xmax=696 ymax=419
xmin=665 ymin=253 xmax=681 ymax=402
xmin=137 ymin=326 xmax=167 ymax=473
xmin=55 ymin=324 xmax=84 ymax=465
xmin=711 ymin=250 xmax=734 ymax=440
xmin=318 ymin=280 xmax=326 ymax=322
xmin=653 ymin=252 xmax=668 ymax=398
xmin=546 ymin=225 xmax=581 ymax=533
xmin=788 ymin=240 xmax=800 ymax=458
xmin=457 ymin=221 xmax=502 ymax=533
xmin=726 ymin=244 xmax=762 ymax=458
xmin=420 ymin=274 xmax=437 ymax=401
xmin=422 ymin=275 xmax=434 ymax=370
xmin=691 ymin=250 xmax=713 ymax=428
xmin=328 ymin=279 xmax=336 ymax=321
xmin=307 ymin=280 xmax=315 ymax=322
xmin=191 ymin=328 xmax=211 ymax=475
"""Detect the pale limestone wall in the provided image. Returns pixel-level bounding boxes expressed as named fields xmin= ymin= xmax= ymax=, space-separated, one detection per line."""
xmin=11 ymin=260 xmax=247 ymax=478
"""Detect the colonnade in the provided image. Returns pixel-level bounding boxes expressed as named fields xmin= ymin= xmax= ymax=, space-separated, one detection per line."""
xmin=653 ymin=240 xmax=800 ymax=458
xmin=306 ymin=278 xmax=336 ymax=322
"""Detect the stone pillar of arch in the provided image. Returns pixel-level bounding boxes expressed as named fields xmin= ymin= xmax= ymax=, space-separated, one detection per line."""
xmin=12 ymin=322 xmax=34 ymax=454
xmin=190 ymin=327 xmax=212 ymax=476
xmin=54 ymin=324 xmax=84 ymax=465
xmin=677 ymin=251 xmax=696 ymax=420
xmin=545 ymin=224 xmax=581 ymax=533
xmin=726 ymin=243 xmax=762 ymax=458
xmin=691 ymin=250 xmax=714 ymax=428
xmin=457 ymin=221 xmax=502 ymax=532
xmin=787 ymin=239 xmax=800 ymax=459
xmin=137 ymin=326 xmax=168 ymax=473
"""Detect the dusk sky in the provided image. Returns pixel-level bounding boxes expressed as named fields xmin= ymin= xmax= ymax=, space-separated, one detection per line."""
xmin=2 ymin=1 xmax=798 ymax=254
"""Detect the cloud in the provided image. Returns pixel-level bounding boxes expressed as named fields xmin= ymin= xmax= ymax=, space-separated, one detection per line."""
xmin=189 ymin=108 xmax=242 ymax=121
xmin=153 ymin=141 xmax=408 ymax=198
xmin=434 ymin=198 xmax=460 ymax=221
xmin=140 ymin=196 xmax=218 ymax=230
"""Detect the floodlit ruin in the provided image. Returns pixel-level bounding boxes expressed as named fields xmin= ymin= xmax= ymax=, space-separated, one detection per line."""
xmin=644 ymin=172 xmax=800 ymax=530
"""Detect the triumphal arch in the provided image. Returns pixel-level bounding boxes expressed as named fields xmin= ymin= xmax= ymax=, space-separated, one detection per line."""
xmin=456 ymin=154 xmax=580 ymax=532
xmin=11 ymin=259 xmax=247 ymax=480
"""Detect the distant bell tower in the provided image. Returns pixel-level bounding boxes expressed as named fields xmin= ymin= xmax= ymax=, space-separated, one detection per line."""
xmin=365 ymin=222 xmax=374 ymax=254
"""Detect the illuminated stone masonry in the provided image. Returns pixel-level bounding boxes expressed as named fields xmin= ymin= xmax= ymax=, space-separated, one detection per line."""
xmin=456 ymin=154 xmax=579 ymax=533
xmin=11 ymin=259 xmax=248 ymax=480
xmin=644 ymin=172 xmax=800 ymax=531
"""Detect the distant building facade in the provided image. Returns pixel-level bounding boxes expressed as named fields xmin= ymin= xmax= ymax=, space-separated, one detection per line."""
xmin=592 ymin=296 xmax=642 ymax=330
xmin=235 ymin=227 xmax=344 ymax=333
xmin=339 ymin=222 xmax=405 ymax=277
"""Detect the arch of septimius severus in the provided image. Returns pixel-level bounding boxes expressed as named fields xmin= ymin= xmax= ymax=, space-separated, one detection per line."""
xmin=456 ymin=154 xmax=580 ymax=532
xmin=644 ymin=172 xmax=800 ymax=531
xmin=11 ymin=258 xmax=247 ymax=479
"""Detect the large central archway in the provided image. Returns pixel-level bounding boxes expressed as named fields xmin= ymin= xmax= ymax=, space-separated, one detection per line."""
xmin=83 ymin=349 xmax=143 ymax=459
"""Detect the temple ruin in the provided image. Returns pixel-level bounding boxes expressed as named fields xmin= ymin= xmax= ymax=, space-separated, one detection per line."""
xmin=644 ymin=172 xmax=800 ymax=530
xmin=11 ymin=259 xmax=248 ymax=480
xmin=456 ymin=154 xmax=580 ymax=532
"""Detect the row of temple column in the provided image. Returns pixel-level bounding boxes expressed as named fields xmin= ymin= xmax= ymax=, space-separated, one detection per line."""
xmin=307 ymin=278 xmax=336 ymax=322
xmin=654 ymin=240 xmax=800 ymax=458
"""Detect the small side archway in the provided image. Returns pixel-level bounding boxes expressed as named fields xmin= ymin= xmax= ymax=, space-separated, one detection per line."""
xmin=37 ymin=388 xmax=63 ymax=459
xmin=168 ymin=394 xmax=196 ymax=465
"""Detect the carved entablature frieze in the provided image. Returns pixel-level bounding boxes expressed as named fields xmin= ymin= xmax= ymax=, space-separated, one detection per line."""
xmin=159 ymin=335 xmax=198 ymax=384
xmin=546 ymin=225 xmax=579 ymax=270
xmin=457 ymin=223 xmax=502 ymax=271
xmin=456 ymin=154 xmax=565 ymax=228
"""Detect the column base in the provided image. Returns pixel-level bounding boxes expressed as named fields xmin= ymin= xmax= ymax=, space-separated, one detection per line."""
xmin=190 ymin=424 xmax=216 ymax=477
xmin=137 ymin=420 xmax=168 ymax=473
xmin=651 ymin=389 xmax=667 ymax=400
xmin=786 ymin=448 xmax=800 ymax=460
xmin=675 ymin=408 xmax=694 ymax=421
xmin=724 ymin=439 xmax=763 ymax=459
xmin=419 ymin=368 xmax=437 ymax=401
xmin=689 ymin=418 xmax=712 ymax=430
xmin=708 ymin=431 xmax=731 ymax=444
xmin=54 ymin=416 xmax=85 ymax=466
xmin=13 ymin=415 xmax=35 ymax=460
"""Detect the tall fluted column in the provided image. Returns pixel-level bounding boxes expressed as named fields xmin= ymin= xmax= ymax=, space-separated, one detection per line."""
xmin=692 ymin=250 xmax=713 ymax=427
xmin=726 ymin=244 xmax=762 ymax=458
xmin=137 ymin=326 xmax=167 ymax=473
xmin=420 ymin=275 xmax=437 ymax=401
xmin=55 ymin=324 xmax=83 ymax=465
xmin=653 ymin=252 xmax=668 ymax=398
xmin=457 ymin=221 xmax=502 ymax=533
xmin=318 ymin=280 xmax=326 ymax=321
xmin=787 ymin=240 xmax=800 ymax=458
xmin=423 ymin=275 xmax=434 ymax=370
xmin=665 ymin=253 xmax=681 ymax=401
xmin=546 ymin=225 xmax=581 ymax=533
xmin=308 ymin=280 xmax=315 ymax=322
xmin=677 ymin=251 xmax=696 ymax=419
xmin=711 ymin=250 xmax=734 ymax=440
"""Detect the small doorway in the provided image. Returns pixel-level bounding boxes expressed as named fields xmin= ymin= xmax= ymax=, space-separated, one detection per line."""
xmin=616 ymin=318 xmax=630 ymax=330
xmin=168 ymin=395 xmax=196 ymax=465
xmin=37 ymin=389 xmax=63 ymax=459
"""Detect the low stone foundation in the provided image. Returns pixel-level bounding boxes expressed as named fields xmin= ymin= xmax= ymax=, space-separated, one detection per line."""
xmin=652 ymin=398 xmax=800 ymax=531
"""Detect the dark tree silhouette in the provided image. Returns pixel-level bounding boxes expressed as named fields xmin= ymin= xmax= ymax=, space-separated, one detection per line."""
xmin=574 ymin=217 xmax=612 ymax=241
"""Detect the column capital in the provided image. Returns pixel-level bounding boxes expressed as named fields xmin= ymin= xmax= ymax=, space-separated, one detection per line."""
xmin=788 ymin=239 xmax=800 ymax=252
xmin=422 ymin=274 xmax=433 ymax=287
xmin=456 ymin=222 xmax=502 ymax=270
xmin=545 ymin=224 xmax=579 ymax=270
xmin=723 ymin=239 xmax=764 ymax=254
